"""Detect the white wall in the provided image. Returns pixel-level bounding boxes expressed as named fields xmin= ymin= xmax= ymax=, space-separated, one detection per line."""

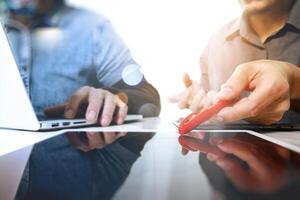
xmin=67 ymin=0 xmax=241 ymax=116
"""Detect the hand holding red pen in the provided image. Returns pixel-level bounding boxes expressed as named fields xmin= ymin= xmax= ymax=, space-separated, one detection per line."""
xmin=178 ymin=60 xmax=297 ymax=134
xmin=216 ymin=60 xmax=292 ymax=125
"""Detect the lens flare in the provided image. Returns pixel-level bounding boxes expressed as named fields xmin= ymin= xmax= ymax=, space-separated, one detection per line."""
xmin=122 ymin=64 xmax=144 ymax=86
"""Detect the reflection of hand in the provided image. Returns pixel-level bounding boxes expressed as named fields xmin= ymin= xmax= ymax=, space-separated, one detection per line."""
xmin=178 ymin=132 xmax=226 ymax=157
xmin=67 ymin=132 xmax=127 ymax=152
xmin=44 ymin=86 xmax=128 ymax=126
xmin=169 ymin=73 xmax=218 ymax=113
xmin=217 ymin=60 xmax=294 ymax=124
xmin=208 ymin=135 xmax=289 ymax=193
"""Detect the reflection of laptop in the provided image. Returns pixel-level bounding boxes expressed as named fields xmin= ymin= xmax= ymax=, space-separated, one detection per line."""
xmin=0 ymin=24 xmax=142 ymax=131
xmin=0 ymin=145 xmax=32 ymax=200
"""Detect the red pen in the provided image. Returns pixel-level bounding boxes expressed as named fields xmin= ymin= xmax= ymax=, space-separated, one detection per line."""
xmin=178 ymin=100 xmax=232 ymax=135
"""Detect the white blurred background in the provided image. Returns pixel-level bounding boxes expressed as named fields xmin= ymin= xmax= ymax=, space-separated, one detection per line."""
xmin=68 ymin=0 xmax=241 ymax=117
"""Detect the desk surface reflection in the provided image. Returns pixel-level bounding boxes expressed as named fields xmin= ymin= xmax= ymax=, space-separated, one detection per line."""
xmin=18 ymin=131 xmax=300 ymax=200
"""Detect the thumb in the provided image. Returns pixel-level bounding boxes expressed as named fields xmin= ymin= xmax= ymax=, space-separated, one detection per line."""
xmin=183 ymin=72 xmax=193 ymax=88
xmin=218 ymin=64 xmax=253 ymax=100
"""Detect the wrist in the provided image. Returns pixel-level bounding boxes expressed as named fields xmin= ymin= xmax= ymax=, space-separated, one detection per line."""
xmin=289 ymin=64 xmax=300 ymax=101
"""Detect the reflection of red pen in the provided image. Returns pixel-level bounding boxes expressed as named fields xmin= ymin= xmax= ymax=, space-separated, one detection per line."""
xmin=178 ymin=135 xmax=227 ymax=157
xmin=178 ymin=100 xmax=232 ymax=135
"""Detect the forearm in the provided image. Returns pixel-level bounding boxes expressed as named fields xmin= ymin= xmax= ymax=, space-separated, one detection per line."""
xmin=105 ymin=78 xmax=161 ymax=117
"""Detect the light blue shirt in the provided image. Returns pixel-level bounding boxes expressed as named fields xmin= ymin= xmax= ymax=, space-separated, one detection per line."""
xmin=3 ymin=5 xmax=139 ymax=118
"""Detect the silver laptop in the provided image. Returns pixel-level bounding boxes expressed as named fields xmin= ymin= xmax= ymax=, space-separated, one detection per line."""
xmin=0 ymin=24 xmax=142 ymax=131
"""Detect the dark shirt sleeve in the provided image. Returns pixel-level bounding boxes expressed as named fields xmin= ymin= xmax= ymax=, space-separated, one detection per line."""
xmin=103 ymin=77 xmax=161 ymax=117
xmin=92 ymin=19 xmax=160 ymax=117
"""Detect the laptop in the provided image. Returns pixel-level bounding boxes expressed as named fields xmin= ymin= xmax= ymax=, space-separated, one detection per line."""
xmin=0 ymin=24 xmax=142 ymax=131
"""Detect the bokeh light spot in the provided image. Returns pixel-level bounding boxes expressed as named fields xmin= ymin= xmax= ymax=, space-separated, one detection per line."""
xmin=122 ymin=64 xmax=144 ymax=86
xmin=138 ymin=103 xmax=160 ymax=117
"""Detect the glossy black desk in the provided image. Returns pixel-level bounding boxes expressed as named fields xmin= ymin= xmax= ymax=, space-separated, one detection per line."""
xmin=17 ymin=130 xmax=300 ymax=200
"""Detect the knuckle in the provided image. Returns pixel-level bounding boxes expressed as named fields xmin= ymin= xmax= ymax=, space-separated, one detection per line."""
xmin=89 ymin=89 xmax=98 ymax=99
xmin=103 ymin=91 xmax=114 ymax=100
xmin=266 ymin=80 xmax=280 ymax=94
xmin=221 ymin=114 xmax=235 ymax=122
xmin=277 ymin=81 xmax=290 ymax=96
xmin=235 ymin=63 xmax=248 ymax=74
xmin=89 ymin=87 xmax=97 ymax=94
xmin=91 ymin=89 xmax=105 ymax=100
xmin=250 ymin=108 xmax=259 ymax=118
xmin=70 ymin=93 xmax=81 ymax=101
xmin=113 ymin=95 xmax=118 ymax=103
xmin=248 ymin=101 xmax=260 ymax=117
xmin=95 ymin=88 xmax=105 ymax=94
xmin=82 ymin=86 xmax=92 ymax=91
xmin=76 ymin=87 xmax=89 ymax=97
xmin=103 ymin=89 xmax=111 ymax=95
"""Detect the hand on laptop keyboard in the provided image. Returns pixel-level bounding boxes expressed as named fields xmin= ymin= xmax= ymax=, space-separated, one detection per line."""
xmin=44 ymin=86 xmax=128 ymax=126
